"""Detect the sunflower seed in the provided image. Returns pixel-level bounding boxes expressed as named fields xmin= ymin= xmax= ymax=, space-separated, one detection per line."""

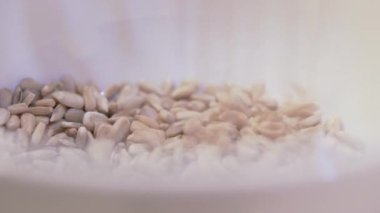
xmin=34 ymin=98 xmax=56 ymax=107
xmin=171 ymin=83 xmax=197 ymax=99
xmin=29 ymin=106 xmax=53 ymax=116
xmin=111 ymin=117 xmax=130 ymax=142
xmin=41 ymin=82 xmax=58 ymax=97
xmin=0 ymin=89 xmax=13 ymax=108
xmin=130 ymin=120 xmax=150 ymax=132
xmin=52 ymin=91 xmax=84 ymax=109
xmin=8 ymin=103 xmax=28 ymax=114
xmin=166 ymin=122 xmax=184 ymax=137
xmin=105 ymin=84 xmax=122 ymax=100
xmin=34 ymin=116 xmax=50 ymax=125
xmin=50 ymin=104 xmax=66 ymax=122
xmin=127 ymin=128 xmax=165 ymax=147
xmin=218 ymin=110 xmax=248 ymax=129
xmin=61 ymin=121 xmax=82 ymax=129
xmin=65 ymin=128 xmax=78 ymax=137
xmin=0 ymin=108 xmax=10 ymax=126
xmin=139 ymin=81 xmax=161 ymax=95
xmin=298 ymin=114 xmax=321 ymax=128
xmin=325 ymin=117 xmax=344 ymax=134
xmin=176 ymin=110 xmax=201 ymax=120
xmin=158 ymin=110 xmax=176 ymax=123
xmin=256 ymin=121 xmax=286 ymax=139
xmin=82 ymin=111 xmax=108 ymax=130
xmin=83 ymin=85 xmax=97 ymax=111
xmin=20 ymin=78 xmax=43 ymax=91
xmin=12 ymin=86 xmax=22 ymax=104
xmin=20 ymin=113 xmax=36 ymax=135
xmin=64 ymin=109 xmax=84 ymax=123
xmin=75 ymin=126 xmax=88 ymax=148
xmin=6 ymin=115 xmax=20 ymax=130
xmin=135 ymin=115 xmax=159 ymax=129
xmin=95 ymin=93 xmax=109 ymax=114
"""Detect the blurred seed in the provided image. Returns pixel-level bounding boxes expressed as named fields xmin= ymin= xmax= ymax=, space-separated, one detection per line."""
xmin=146 ymin=94 xmax=162 ymax=111
xmin=20 ymin=113 xmax=36 ymax=135
xmin=0 ymin=89 xmax=13 ymax=108
xmin=83 ymin=85 xmax=97 ymax=111
xmin=260 ymin=97 xmax=278 ymax=111
xmin=298 ymin=114 xmax=321 ymax=129
xmin=135 ymin=115 xmax=159 ymax=129
xmin=256 ymin=121 xmax=286 ymax=139
xmin=65 ymin=128 xmax=78 ymax=137
xmin=166 ymin=122 xmax=184 ymax=137
xmin=95 ymin=93 xmax=109 ymax=114
xmin=21 ymin=90 xmax=36 ymax=106
xmin=6 ymin=115 xmax=20 ymax=130
xmin=50 ymin=104 xmax=66 ymax=122
xmin=191 ymin=93 xmax=215 ymax=103
xmin=250 ymin=84 xmax=266 ymax=100
xmin=29 ymin=106 xmax=53 ymax=116
xmin=60 ymin=76 xmax=76 ymax=93
xmin=171 ymin=83 xmax=197 ymax=99
xmin=161 ymin=80 xmax=174 ymax=95
xmin=76 ymin=126 xmax=88 ymax=148
xmin=95 ymin=123 xmax=113 ymax=139
xmin=34 ymin=98 xmax=56 ymax=107
xmin=105 ymin=84 xmax=122 ymax=100
xmin=34 ymin=116 xmax=50 ymax=125
xmin=41 ymin=82 xmax=57 ymax=97
xmin=12 ymin=86 xmax=22 ymax=104
xmin=139 ymin=81 xmax=161 ymax=95
xmin=176 ymin=110 xmax=201 ymax=120
xmin=111 ymin=117 xmax=130 ymax=142
xmin=159 ymin=123 xmax=169 ymax=130
xmin=283 ymin=103 xmax=319 ymax=118
xmin=325 ymin=116 xmax=344 ymax=134
xmin=8 ymin=103 xmax=28 ymax=114
xmin=108 ymin=102 xmax=118 ymax=115
xmin=218 ymin=110 xmax=248 ymax=129
xmin=52 ymin=91 xmax=84 ymax=109
xmin=46 ymin=121 xmax=63 ymax=137
xmin=0 ymin=108 xmax=11 ymax=126
xmin=82 ymin=111 xmax=108 ymax=130
xmin=130 ymin=120 xmax=150 ymax=132
xmin=20 ymin=78 xmax=43 ymax=91
xmin=64 ymin=108 xmax=84 ymax=123
xmin=127 ymin=128 xmax=165 ymax=147
xmin=158 ymin=110 xmax=176 ymax=123
xmin=61 ymin=121 xmax=82 ymax=129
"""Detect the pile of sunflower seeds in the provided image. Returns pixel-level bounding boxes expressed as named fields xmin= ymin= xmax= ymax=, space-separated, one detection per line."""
xmin=0 ymin=76 xmax=358 ymax=175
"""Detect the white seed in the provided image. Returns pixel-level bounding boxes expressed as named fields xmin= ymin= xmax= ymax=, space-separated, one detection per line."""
xmin=191 ymin=93 xmax=215 ymax=103
xmin=127 ymin=128 xmax=165 ymax=147
xmin=22 ymin=90 xmax=36 ymax=106
xmin=8 ymin=103 xmax=28 ymax=114
xmin=6 ymin=115 xmax=20 ymax=130
xmin=130 ymin=120 xmax=150 ymax=132
xmin=82 ymin=111 xmax=109 ymax=131
xmin=283 ymin=103 xmax=319 ymax=118
xmin=20 ymin=78 xmax=43 ymax=91
xmin=187 ymin=100 xmax=207 ymax=111
xmin=218 ymin=110 xmax=248 ymax=129
xmin=76 ymin=126 xmax=88 ymax=148
xmin=82 ymin=85 xmax=97 ymax=112
xmin=41 ymin=82 xmax=58 ymax=97
xmin=12 ymin=86 xmax=22 ymax=104
xmin=146 ymin=94 xmax=162 ymax=111
xmin=260 ymin=97 xmax=278 ymax=111
xmin=0 ymin=108 xmax=11 ymax=126
xmin=0 ymin=89 xmax=13 ymax=108
xmin=64 ymin=109 xmax=85 ymax=123
xmin=105 ymin=84 xmax=122 ymax=100
xmin=31 ymin=122 xmax=47 ymax=146
xmin=111 ymin=117 xmax=130 ymax=142
xmin=139 ymin=81 xmax=162 ymax=95
xmin=34 ymin=116 xmax=50 ymax=125
xmin=20 ymin=113 xmax=36 ymax=135
xmin=166 ymin=122 xmax=184 ymax=137
xmin=50 ymin=104 xmax=66 ymax=122
xmin=159 ymin=110 xmax=176 ymax=123
xmin=256 ymin=121 xmax=286 ymax=139
xmin=95 ymin=93 xmax=109 ymax=114
xmin=135 ymin=115 xmax=159 ymax=129
xmin=34 ymin=98 xmax=56 ymax=107
xmin=171 ymin=83 xmax=197 ymax=99
xmin=176 ymin=110 xmax=201 ymax=120
xmin=61 ymin=121 xmax=82 ymax=129
xmin=117 ymin=95 xmax=145 ymax=111
xmin=28 ymin=106 xmax=53 ymax=116
xmin=325 ymin=117 xmax=344 ymax=134
xmin=52 ymin=91 xmax=84 ymax=109
xmin=65 ymin=128 xmax=78 ymax=137
xmin=298 ymin=114 xmax=321 ymax=129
